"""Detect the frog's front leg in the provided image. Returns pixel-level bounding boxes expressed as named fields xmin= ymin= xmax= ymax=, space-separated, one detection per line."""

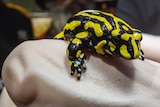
xmin=67 ymin=38 xmax=87 ymax=80
xmin=139 ymin=49 xmax=145 ymax=60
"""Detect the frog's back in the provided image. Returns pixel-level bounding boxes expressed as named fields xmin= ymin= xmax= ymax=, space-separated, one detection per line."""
xmin=62 ymin=10 xmax=116 ymax=40
xmin=54 ymin=10 xmax=136 ymax=41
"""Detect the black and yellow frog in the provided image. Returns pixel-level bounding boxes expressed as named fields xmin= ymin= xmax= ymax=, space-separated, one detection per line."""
xmin=54 ymin=10 xmax=145 ymax=80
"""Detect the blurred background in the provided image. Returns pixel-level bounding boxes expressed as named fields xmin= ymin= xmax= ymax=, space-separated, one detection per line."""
xmin=8 ymin=0 xmax=118 ymax=39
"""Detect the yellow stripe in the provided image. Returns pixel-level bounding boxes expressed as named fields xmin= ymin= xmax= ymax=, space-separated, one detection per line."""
xmin=102 ymin=12 xmax=136 ymax=37
xmin=108 ymin=41 xmax=116 ymax=52
xmin=131 ymin=40 xmax=139 ymax=58
xmin=94 ymin=40 xmax=107 ymax=55
xmin=84 ymin=21 xmax=103 ymax=37
xmin=75 ymin=31 xmax=89 ymax=38
xmin=118 ymin=19 xmax=135 ymax=31
xmin=64 ymin=21 xmax=81 ymax=31
xmin=121 ymin=33 xmax=131 ymax=41
xmin=75 ymin=12 xmax=113 ymax=31
xmin=122 ymin=25 xmax=129 ymax=31
xmin=105 ymin=50 xmax=112 ymax=55
xmin=133 ymin=32 xmax=142 ymax=40
xmin=72 ymin=38 xmax=82 ymax=44
xmin=111 ymin=17 xmax=121 ymax=37
xmin=121 ymin=33 xmax=142 ymax=41
xmin=120 ymin=45 xmax=131 ymax=59
xmin=76 ymin=50 xmax=82 ymax=58
xmin=84 ymin=21 xmax=94 ymax=30
xmin=103 ymin=12 xmax=135 ymax=31
xmin=54 ymin=31 xmax=65 ymax=39
xmin=92 ymin=12 xmax=100 ymax=15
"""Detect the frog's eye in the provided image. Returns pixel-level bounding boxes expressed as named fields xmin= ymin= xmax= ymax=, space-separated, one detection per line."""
xmin=133 ymin=30 xmax=142 ymax=41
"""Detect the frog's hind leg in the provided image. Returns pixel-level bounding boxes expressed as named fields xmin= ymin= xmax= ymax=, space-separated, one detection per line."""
xmin=67 ymin=38 xmax=87 ymax=80
xmin=54 ymin=31 xmax=66 ymax=40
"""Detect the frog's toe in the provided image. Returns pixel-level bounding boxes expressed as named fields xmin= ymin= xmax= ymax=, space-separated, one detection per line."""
xmin=139 ymin=50 xmax=145 ymax=60
xmin=77 ymin=66 xmax=82 ymax=80
xmin=77 ymin=73 xmax=81 ymax=80
xmin=69 ymin=56 xmax=86 ymax=80
xmin=70 ymin=66 xmax=75 ymax=75
xmin=82 ymin=62 xmax=86 ymax=70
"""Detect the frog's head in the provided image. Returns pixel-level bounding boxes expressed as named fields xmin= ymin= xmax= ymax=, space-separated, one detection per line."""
xmin=118 ymin=30 xmax=144 ymax=60
xmin=107 ymin=25 xmax=144 ymax=60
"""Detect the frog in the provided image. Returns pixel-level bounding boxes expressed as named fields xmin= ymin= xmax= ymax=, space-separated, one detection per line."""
xmin=54 ymin=10 xmax=145 ymax=80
